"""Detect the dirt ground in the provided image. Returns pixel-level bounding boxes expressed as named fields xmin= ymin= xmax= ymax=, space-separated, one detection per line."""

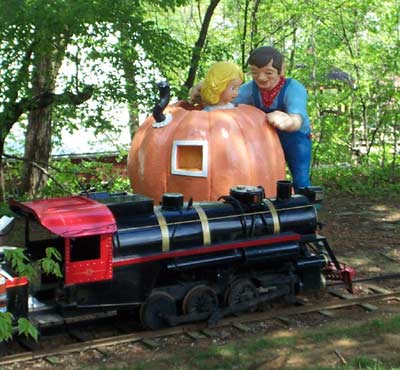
xmin=319 ymin=193 xmax=400 ymax=279
xmin=285 ymin=192 xmax=400 ymax=369
xmin=3 ymin=192 xmax=400 ymax=370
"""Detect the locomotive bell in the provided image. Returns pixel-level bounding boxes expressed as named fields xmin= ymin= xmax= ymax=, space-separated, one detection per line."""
xmin=161 ymin=192 xmax=184 ymax=210
xmin=229 ymin=185 xmax=265 ymax=205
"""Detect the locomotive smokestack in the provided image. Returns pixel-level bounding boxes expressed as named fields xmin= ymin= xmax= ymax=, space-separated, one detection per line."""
xmin=276 ymin=180 xmax=292 ymax=200
xmin=152 ymin=81 xmax=170 ymax=123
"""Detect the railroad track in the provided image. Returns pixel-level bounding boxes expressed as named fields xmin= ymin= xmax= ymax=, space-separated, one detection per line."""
xmin=327 ymin=272 xmax=400 ymax=287
xmin=2 ymin=279 xmax=400 ymax=367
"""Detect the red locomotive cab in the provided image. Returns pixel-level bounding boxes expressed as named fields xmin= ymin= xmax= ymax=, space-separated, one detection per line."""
xmin=9 ymin=196 xmax=117 ymax=287
xmin=64 ymin=233 xmax=113 ymax=285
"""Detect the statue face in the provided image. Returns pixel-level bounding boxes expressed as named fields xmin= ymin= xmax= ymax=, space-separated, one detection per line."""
xmin=219 ymin=78 xmax=242 ymax=105
xmin=250 ymin=60 xmax=281 ymax=91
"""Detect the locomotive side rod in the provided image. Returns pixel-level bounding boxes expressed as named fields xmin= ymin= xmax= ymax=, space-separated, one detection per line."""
xmin=208 ymin=285 xmax=292 ymax=326
xmin=165 ymin=286 xmax=291 ymax=327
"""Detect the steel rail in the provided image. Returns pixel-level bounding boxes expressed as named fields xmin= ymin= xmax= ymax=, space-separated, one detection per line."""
xmin=2 ymin=288 xmax=400 ymax=366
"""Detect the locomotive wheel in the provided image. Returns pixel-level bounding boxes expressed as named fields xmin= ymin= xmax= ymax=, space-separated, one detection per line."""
xmin=182 ymin=285 xmax=218 ymax=315
xmin=225 ymin=278 xmax=259 ymax=312
xmin=140 ymin=291 xmax=177 ymax=330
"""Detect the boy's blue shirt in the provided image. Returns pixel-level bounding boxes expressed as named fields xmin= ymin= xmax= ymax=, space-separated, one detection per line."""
xmin=233 ymin=79 xmax=311 ymax=135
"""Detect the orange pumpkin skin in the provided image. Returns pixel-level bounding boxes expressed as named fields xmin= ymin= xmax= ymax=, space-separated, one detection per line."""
xmin=127 ymin=104 xmax=286 ymax=202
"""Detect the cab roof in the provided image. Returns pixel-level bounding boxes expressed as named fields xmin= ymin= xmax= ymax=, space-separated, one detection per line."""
xmin=9 ymin=196 xmax=117 ymax=238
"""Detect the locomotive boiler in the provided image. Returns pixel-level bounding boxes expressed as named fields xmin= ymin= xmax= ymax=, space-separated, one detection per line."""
xmin=1 ymin=181 xmax=354 ymax=330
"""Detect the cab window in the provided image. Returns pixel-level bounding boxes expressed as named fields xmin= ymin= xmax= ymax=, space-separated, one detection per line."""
xmin=70 ymin=235 xmax=101 ymax=262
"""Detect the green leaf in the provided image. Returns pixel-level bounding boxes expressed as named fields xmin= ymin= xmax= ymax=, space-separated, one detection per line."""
xmin=40 ymin=247 xmax=63 ymax=278
xmin=0 ymin=312 xmax=14 ymax=342
xmin=45 ymin=247 xmax=62 ymax=261
xmin=17 ymin=318 xmax=38 ymax=342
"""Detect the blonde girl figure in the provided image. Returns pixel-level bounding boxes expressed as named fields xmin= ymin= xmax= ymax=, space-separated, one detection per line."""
xmin=200 ymin=61 xmax=244 ymax=112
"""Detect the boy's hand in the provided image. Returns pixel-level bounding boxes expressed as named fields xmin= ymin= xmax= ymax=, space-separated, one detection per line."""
xmin=189 ymin=82 xmax=204 ymax=105
xmin=266 ymin=111 xmax=302 ymax=132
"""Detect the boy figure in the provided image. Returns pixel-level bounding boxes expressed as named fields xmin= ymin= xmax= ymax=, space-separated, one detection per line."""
xmin=233 ymin=46 xmax=312 ymax=192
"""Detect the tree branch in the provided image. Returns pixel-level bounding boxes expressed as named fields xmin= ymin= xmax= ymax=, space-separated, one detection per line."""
xmin=181 ymin=0 xmax=221 ymax=98
xmin=2 ymin=154 xmax=71 ymax=193
xmin=0 ymin=44 xmax=35 ymax=140
xmin=20 ymin=85 xmax=94 ymax=113
xmin=1 ymin=85 xmax=94 ymax=138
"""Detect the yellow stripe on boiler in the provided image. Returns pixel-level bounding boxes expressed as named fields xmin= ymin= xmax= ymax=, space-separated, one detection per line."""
xmin=193 ymin=204 xmax=211 ymax=246
xmin=262 ymin=199 xmax=280 ymax=234
xmin=154 ymin=207 xmax=170 ymax=252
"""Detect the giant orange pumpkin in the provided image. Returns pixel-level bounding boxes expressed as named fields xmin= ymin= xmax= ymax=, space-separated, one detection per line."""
xmin=127 ymin=103 xmax=286 ymax=202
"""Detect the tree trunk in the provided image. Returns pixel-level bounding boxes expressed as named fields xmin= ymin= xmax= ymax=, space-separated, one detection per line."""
xmin=21 ymin=51 xmax=63 ymax=197
xmin=0 ymin=141 xmax=6 ymax=202
xmin=21 ymin=106 xmax=53 ymax=197
xmin=127 ymin=101 xmax=140 ymax=139
xmin=120 ymin=39 xmax=140 ymax=139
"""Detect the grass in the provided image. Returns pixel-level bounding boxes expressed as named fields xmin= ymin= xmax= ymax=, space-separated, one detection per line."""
xmin=311 ymin=163 xmax=400 ymax=200
xmin=79 ymin=314 xmax=400 ymax=370
xmin=308 ymin=315 xmax=400 ymax=343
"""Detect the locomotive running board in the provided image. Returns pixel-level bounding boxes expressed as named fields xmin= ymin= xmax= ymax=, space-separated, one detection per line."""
xmin=113 ymin=232 xmax=301 ymax=267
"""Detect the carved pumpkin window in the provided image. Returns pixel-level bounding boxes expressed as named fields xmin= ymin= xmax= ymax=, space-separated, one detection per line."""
xmin=171 ymin=140 xmax=208 ymax=177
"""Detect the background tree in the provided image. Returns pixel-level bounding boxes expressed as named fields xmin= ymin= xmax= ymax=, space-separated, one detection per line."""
xmin=1 ymin=0 xmax=398 ymax=198
xmin=0 ymin=0 xmax=190 ymax=197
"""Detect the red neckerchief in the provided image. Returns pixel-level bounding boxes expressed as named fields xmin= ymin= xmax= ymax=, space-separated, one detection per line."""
xmin=260 ymin=76 xmax=286 ymax=108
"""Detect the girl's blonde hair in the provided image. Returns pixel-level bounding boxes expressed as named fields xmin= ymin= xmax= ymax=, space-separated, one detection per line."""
xmin=201 ymin=62 xmax=244 ymax=105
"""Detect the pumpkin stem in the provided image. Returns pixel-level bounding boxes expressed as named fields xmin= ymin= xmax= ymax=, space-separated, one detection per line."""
xmin=152 ymin=81 xmax=170 ymax=123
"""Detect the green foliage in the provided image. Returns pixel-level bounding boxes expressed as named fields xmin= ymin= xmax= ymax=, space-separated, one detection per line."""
xmin=2 ymin=152 xmax=131 ymax=199
xmin=0 ymin=0 xmax=194 ymax=189
xmin=296 ymin=361 xmax=389 ymax=370
xmin=312 ymin=163 xmax=400 ymax=198
xmin=348 ymin=357 xmax=385 ymax=369
xmin=2 ymin=0 xmax=399 ymax=198
xmin=40 ymin=247 xmax=62 ymax=278
xmin=0 ymin=202 xmax=13 ymax=217
xmin=0 ymin=312 xmax=13 ymax=341
xmin=17 ymin=317 xmax=38 ymax=341
xmin=44 ymin=156 xmax=131 ymax=196
xmin=4 ymin=246 xmax=62 ymax=282
xmin=0 ymin=313 xmax=39 ymax=342
xmin=4 ymin=247 xmax=39 ymax=282
xmin=0 ymin=247 xmax=62 ymax=341
xmin=1 ymin=158 xmax=24 ymax=199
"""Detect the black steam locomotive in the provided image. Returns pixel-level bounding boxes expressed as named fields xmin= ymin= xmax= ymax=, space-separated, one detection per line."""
xmin=1 ymin=182 xmax=354 ymax=329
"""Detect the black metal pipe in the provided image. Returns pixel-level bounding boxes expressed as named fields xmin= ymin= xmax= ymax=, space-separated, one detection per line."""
xmin=276 ymin=180 xmax=293 ymax=200
xmin=243 ymin=241 xmax=300 ymax=263
xmin=152 ymin=81 xmax=170 ymax=122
